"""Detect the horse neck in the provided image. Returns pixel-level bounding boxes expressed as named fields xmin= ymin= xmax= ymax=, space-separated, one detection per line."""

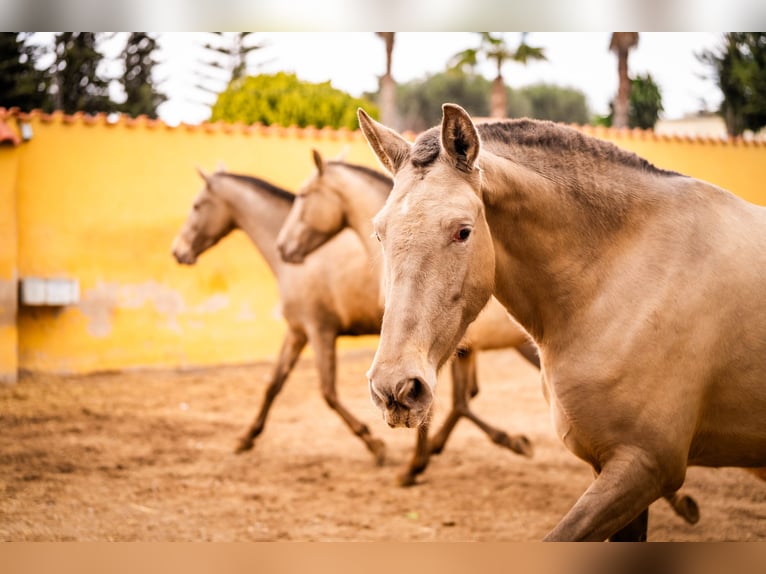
xmin=334 ymin=166 xmax=391 ymax=271
xmin=478 ymin=149 xmax=653 ymax=343
xmin=216 ymin=174 xmax=292 ymax=276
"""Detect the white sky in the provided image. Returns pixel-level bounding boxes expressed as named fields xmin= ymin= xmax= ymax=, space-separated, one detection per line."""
xmin=149 ymin=32 xmax=724 ymax=126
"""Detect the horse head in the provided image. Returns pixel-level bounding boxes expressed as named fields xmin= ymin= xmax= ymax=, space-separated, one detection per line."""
xmin=171 ymin=167 xmax=237 ymax=265
xmin=358 ymin=105 xmax=496 ymax=428
xmin=276 ymin=149 xmax=348 ymax=264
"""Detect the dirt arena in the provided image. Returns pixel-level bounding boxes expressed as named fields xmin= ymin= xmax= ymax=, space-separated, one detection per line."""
xmin=1 ymin=347 xmax=764 ymax=542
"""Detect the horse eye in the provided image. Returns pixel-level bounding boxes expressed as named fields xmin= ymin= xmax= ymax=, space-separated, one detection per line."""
xmin=453 ymin=227 xmax=471 ymax=242
xmin=373 ymin=231 xmax=382 ymax=243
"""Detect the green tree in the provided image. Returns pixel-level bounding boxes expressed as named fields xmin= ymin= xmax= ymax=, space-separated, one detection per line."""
xmin=521 ymin=84 xmax=590 ymax=124
xmin=119 ymin=33 xmax=167 ymax=118
xmin=392 ymin=72 xmax=590 ymax=131
xmin=699 ymin=33 xmax=766 ymax=137
xmin=628 ymin=73 xmax=663 ymax=129
xmin=609 ymin=32 xmax=639 ymax=129
xmin=394 ymin=70 xmax=492 ymax=132
xmin=450 ymin=32 xmax=546 ymax=118
xmin=210 ymin=72 xmax=378 ymax=129
xmin=48 ymin=32 xmax=114 ymax=114
xmin=599 ymin=74 xmax=664 ymax=129
xmin=0 ymin=32 xmax=48 ymax=111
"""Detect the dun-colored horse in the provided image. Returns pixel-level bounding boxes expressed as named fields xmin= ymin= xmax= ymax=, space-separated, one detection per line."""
xmin=275 ymin=150 xmax=700 ymax=524
xmin=358 ymin=104 xmax=764 ymax=541
xmin=276 ymin=150 xmax=539 ymax=486
xmin=171 ymin=168 xmax=385 ymax=463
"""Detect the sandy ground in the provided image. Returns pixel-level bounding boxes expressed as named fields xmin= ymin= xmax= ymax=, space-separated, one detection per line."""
xmin=1 ymin=347 xmax=764 ymax=542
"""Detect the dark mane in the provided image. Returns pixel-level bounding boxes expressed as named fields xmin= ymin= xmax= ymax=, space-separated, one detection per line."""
xmin=410 ymin=119 xmax=679 ymax=178
xmin=478 ymin=119 xmax=679 ymax=177
xmin=223 ymin=173 xmax=295 ymax=204
xmin=327 ymin=161 xmax=394 ymax=189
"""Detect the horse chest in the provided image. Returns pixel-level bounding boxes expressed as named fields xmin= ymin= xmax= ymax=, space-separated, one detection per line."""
xmin=542 ymin=373 xmax=597 ymax=465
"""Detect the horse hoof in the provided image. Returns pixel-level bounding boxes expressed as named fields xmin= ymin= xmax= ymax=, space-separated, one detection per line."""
xmin=428 ymin=441 xmax=446 ymax=455
xmin=234 ymin=438 xmax=254 ymax=454
xmin=513 ymin=434 xmax=534 ymax=457
xmin=397 ymin=472 xmax=418 ymax=487
xmin=370 ymin=439 xmax=386 ymax=466
xmin=495 ymin=432 xmax=534 ymax=457
xmin=676 ymin=495 xmax=700 ymax=524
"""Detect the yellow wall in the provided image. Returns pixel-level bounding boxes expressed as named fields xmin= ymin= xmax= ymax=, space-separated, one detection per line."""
xmin=583 ymin=126 xmax=766 ymax=206
xmin=8 ymin=113 xmax=379 ymax=375
xmin=0 ymin=140 xmax=19 ymax=382
xmin=2 ymin=110 xmax=766 ymax=375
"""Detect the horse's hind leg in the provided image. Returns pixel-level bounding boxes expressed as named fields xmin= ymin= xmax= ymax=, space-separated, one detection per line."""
xmin=397 ymin=421 xmax=431 ymax=487
xmin=427 ymin=353 xmax=473 ymax=455
xmin=544 ymin=448 xmax=671 ymax=541
xmin=235 ymin=329 xmax=307 ymax=454
xmin=311 ymin=328 xmax=386 ymax=466
xmin=608 ymin=508 xmax=649 ymax=541
xmin=432 ymin=350 xmax=533 ymax=458
xmin=663 ymin=491 xmax=700 ymax=524
xmin=516 ymin=340 xmax=541 ymax=369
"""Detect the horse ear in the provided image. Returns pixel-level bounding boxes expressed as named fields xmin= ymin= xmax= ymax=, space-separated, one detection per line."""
xmin=196 ymin=165 xmax=212 ymax=183
xmin=333 ymin=145 xmax=350 ymax=162
xmin=312 ymin=148 xmax=324 ymax=175
xmin=357 ymin=108 xmax=411 ymax=175
xmin=441 ymin=103 xmax=480 ymax=172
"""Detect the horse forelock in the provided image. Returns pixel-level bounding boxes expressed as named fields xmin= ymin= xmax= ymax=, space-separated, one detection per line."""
xmin=410 ymin=127 xmax=442 ymax=168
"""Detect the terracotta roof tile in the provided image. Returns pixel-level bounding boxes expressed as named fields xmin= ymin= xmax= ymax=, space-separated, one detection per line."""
xmin=0 ymin=107 xmax=764 ymax=147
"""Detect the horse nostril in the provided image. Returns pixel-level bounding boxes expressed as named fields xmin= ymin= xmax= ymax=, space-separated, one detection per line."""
xmin=369 ymin=379 xmax=394 ymax=409
xmin=395 ymin=377 xmax=425 ymax=408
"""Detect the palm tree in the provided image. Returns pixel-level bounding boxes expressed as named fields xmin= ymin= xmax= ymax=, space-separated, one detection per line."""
xmin=609 ymin=32 xmax=639 ymax=129
xmin=376 ymin=32 xmax=398 ymax=128
xmin=450 ymin=32 xmax=546 ymax=118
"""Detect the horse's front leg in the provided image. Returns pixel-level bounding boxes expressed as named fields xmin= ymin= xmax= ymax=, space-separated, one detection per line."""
xmin=397 ymin=421 xmax=431 ymax=486
xmin=310 ymin=328 xmax=386 ymax=466
xmin=235 ymin=329 xmax=307 ymax=454
xmin=544 ymin=447 xmax=677 ymax=541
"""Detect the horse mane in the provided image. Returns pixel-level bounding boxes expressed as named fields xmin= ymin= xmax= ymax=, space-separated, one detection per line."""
xmin=410 ymin=118 xmax=680 ymax=178
xmin=327 ymin=161 xmax=394 ymax=189
xmin=478 ymin=119 xmax=680 ymax=177
xmin=222 ymin=173 xmax=296 ymax=204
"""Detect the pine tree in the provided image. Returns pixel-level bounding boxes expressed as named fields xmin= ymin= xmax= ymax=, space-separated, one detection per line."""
xmin=699 ymin=33 xmax=766 ymax=137
xmin=119 ymin=33 xmax=167 ymax=118
xmin=195 ymin=33 xmax=265 ymax=99
xmin=49 ymin=32 xmax=114 ymax=114
xmin=0 ymin=32 xmax=47 ymax=111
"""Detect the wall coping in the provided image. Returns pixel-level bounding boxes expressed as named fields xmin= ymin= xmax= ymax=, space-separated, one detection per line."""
xmin=2 ymin=107 xmax=765 ymax=148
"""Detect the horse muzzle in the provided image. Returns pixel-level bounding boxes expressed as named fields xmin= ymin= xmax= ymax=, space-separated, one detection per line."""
xmin=367 ymin=375 xmax=434 ymax=428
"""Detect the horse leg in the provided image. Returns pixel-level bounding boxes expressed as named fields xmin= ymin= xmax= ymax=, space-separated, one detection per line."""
xmin=607 ymin=491 xmax=701 ymax=540
xmin=543 ymin=449 xmax=672 ymax=541
xmin=427 ymin=352 xmax=474 ymax=455
xmin=663 ymin=491 xmax=700 ymax=524
xmin=235 ymin=329 xmax=307 ymax=454
xmin=515 ymin=339 xmax=541 ymax=369
xmin=397 ymin=420 xmax=432 ymax=487
xmin=608 ymin=508 xmax=649 ymax=542
xmin=311 ymin=328 xmax=386 ymax=466
xmin=430 ymin=350 xmax=534 ymax=458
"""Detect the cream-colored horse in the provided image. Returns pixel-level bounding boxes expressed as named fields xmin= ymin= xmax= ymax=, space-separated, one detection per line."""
xmin=172 ymin=169 xmax=385 ymax=463
xmin=276 ymin=150 xmax=538 ymax=486
xmin=358 ymin=104 xmax=766 ymax=541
